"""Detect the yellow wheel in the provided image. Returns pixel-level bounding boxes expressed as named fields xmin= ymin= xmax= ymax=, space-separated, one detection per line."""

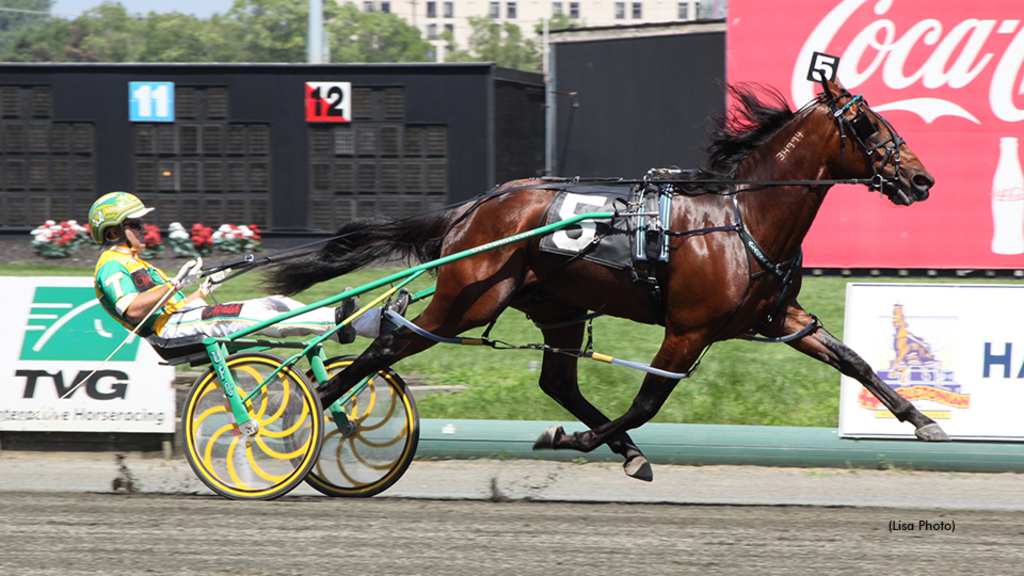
xmin=305 ymin=356 xmax=419 ymax=497
xmin=182 ymin=352 xmax=323 ymax=500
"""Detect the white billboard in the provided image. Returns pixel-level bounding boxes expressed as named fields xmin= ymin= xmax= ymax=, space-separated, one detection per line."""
xmin=0 ymin=277 xmax=175 ymax=433
xmin=840 ymin=283 xmax=1024 ymax=441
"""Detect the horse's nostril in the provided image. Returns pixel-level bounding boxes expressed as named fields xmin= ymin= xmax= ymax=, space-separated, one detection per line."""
xmin=913 ymin=173 xmax=934 ymax=191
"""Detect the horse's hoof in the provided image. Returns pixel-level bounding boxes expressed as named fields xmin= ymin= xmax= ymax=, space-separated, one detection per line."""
xmin=623 ymin=456 xmax=653 ymax=482
xmin=533 ymin=425 xmax=563 ymax=450
xmin=915 ymin=423 xmax=950 ymax=442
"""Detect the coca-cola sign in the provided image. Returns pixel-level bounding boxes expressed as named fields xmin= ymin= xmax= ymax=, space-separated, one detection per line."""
xmin=728 ymin=0 xmax=1024 ymax=268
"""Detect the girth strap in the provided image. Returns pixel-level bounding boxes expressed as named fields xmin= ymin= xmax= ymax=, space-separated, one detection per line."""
xmin=730 ymin=192 xmax=798 ymax=279
xmin=727 ymin=188 xmax=809 ymax=339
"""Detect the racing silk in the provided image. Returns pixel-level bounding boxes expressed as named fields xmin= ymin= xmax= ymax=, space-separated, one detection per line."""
xmin=94 ymin=245 xmax=186 ymax=336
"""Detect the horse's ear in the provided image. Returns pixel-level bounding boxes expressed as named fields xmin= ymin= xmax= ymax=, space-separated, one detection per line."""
xmin=820 ymin=76 xmax=848 ymax=102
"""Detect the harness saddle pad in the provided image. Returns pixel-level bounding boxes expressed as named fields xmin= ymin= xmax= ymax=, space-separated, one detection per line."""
xmin=538 ymin=185 xmax=661 ymax=270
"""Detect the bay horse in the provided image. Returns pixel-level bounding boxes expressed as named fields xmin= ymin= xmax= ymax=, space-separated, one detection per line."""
xmin=266 ymin=77 xmax=944 ymax=482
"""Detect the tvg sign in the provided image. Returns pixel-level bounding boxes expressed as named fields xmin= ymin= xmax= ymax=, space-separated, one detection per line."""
xmin=20 ymin=286 xmax=139 ymax=362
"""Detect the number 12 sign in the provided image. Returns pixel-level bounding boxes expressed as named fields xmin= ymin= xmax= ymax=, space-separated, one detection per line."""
xmin=305 ymin=82 xmax=351 ymax=122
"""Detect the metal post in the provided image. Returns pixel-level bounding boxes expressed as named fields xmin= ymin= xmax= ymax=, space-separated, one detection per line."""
xmin=543 ymin=16 xmax=554 ymax=176
xmin=308 ymin=0 xmax=324 ymax=64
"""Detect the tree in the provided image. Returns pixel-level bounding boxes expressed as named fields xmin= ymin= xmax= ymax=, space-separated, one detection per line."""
xmin=0 ymin=0 xmax=55 ymax=59
xmin=69 ymin=3 xmax=147 ymax=62
xmin=0 ymin=0 xmax=53 ymax=48
xmin=445 ymin=15 xmax=539 ymax=72
xmin=0 ymin=0 xmax=429 ymax=64
xmin=137 ymin=12 xmax=242 ymax=63
xmin=0 ymin=3 xmax=146 ymax=62
xmin=535 ymin=12 xmax=581 ymax=34
xmin=327 ymin=3 xmax=431 ymax=63
xmin=224 ymin=0 xmax=314 ymax=63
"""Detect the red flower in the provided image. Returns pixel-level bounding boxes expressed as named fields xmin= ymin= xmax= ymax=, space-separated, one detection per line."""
xmin=190 ymin=223 xmax=214 ymax=247
xmin=142 ymin=223 xmax=162 ymax=247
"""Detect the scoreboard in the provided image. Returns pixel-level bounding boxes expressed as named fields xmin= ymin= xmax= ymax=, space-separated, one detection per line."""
xmin=0 ymin=63 xmax=544 ymax=233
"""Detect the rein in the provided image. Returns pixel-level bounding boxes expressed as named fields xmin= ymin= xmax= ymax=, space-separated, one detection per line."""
xmin=210 ymin=89 xmax=886 ymax=349
xmin=211 ymin=85 xmax=899 ymax=283
xmin=203 ymin=175 xmax=875 ymax=281
xmin=202 ymin=170 xmax=879 ymax=285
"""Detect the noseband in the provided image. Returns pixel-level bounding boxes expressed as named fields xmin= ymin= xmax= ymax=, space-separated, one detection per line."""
xmin=824 ymin=91 xmax=905 ymax=193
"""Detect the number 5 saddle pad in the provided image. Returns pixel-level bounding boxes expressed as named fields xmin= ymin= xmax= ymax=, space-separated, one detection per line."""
xmin=537 ymin=185 xmax=664 ymax=271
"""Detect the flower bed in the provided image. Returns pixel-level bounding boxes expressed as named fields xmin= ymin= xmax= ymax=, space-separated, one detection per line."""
xmin=168 ymin=222 xmax=214 ymax=258
xmin=30 ymin=221 xmax=263 ymax=259
xmin=168 ymin=222 xmax=261 ymax=256
xmin=212 ymin=224 xmax=262 ymax=254
xmin=139 ymin=223 xmax=163 ymax=259
xmin=30 ymin=220 xmax=92 ymax=258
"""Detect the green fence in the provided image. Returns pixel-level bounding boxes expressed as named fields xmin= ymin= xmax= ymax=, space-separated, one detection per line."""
xmin=417 ymin=419 xmax=1024 ymax=473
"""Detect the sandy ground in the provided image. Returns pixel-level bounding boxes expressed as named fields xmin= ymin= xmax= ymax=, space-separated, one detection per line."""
xmin=1 ymin=456 xmax=1021 ymax=576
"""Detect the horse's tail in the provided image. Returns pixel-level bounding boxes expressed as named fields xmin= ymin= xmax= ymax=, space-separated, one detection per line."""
xmin=263 ymin=208 xmax=458 ymax=295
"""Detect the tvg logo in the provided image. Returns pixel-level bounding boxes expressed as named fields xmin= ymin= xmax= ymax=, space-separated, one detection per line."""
xmin=20 ymin=286 xmax=139 ymax=361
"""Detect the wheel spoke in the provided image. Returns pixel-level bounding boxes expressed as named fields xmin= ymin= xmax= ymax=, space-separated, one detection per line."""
xmin=182 ymin=353 xmax=322 ymax=500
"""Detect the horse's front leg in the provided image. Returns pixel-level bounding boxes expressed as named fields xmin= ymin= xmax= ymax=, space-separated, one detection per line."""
xmin=531 ymin=321 xmax=652 ymax=481
xmin=539 ymin=330 xmax=705 ymax=457
xmin=768 ymin=302 xmax=950 ymax=442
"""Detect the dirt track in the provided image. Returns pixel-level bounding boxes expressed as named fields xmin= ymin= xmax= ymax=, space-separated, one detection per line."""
xmin=1 ymin=491 xmax=1019 ymax=576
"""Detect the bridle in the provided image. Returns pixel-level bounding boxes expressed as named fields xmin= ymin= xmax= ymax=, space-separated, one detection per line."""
xmin=821 ymin=88 xmax=906 ymax=195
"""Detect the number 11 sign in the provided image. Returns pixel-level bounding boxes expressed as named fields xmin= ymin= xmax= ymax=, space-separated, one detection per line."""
xmin=129 ymin=81 xmax=175 ymax=122
xmin=305 ymin=82 xmax=351 ymax=122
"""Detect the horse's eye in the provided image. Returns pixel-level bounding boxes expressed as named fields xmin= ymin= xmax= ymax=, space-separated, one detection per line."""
xmin=850 ymin=112 xmax=879 ymax=140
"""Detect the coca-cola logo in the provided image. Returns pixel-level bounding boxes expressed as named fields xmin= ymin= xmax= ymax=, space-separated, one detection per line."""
xmin=791 ymin=0 xmax=1024 ymax=124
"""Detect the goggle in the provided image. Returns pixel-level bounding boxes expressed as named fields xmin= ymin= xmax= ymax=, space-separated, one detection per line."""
xmin=123 ymin=220 xmax=145 ymax=232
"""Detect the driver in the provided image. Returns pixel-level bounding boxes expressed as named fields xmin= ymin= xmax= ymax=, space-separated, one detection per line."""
xmin=88 ymin=192 xmax=408 ymax=347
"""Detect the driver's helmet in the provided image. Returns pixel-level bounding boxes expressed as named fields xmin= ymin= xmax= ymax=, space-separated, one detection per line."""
xmin=87 ymin=192 xmax=155 ymax=245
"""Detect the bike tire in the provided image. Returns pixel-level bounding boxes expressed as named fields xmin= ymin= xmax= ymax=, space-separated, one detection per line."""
xmin=305 ymin=356 xmax=419 ymax=498
xmin=182 ymin=352 xmax=323 ymax=500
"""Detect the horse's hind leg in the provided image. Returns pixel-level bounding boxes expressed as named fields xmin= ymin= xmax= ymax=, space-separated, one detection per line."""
xmin=540 ymin=330 xmax=706 ymax=456
xmin=769 ymin=302 xmax=950 ymax=442
xmin=531 ymin=322 xmax=653 ymax=481
xmin=317 ymin=320 xmax=440 ymax=406
xmin=318 ymin=252 xmax=527 ymax=406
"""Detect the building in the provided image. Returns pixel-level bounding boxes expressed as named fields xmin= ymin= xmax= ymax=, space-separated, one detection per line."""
xmin=357 ymin=0 xmax=727 ymax=61
xmin=0 ymin=63 xmax=544 ymax=234
xmin=548 ymin=20 xmax=725 ymax=178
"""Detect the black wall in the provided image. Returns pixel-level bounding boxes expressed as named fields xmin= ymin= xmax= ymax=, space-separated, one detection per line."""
xmin=493 ymin=71 xmax=547 ymax=184
xmin=0 ymin=63 xmax=543 ymax=232
xmin=552 ymin=29 xmax=726 ymax=178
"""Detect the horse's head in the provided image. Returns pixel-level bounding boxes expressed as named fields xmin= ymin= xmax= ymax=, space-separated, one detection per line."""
xmin=820 ymin=78 xmax=934 ymax=206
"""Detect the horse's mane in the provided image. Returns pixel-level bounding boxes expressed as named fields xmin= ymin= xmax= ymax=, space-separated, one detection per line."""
xmin=706 ymin=83 xmax=796 ymax=176
xmin=653 ymin=83 xmax=796 ymax=193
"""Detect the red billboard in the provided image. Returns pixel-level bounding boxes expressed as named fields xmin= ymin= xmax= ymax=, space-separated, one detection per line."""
xmin=728 ymin=0 xmax=1024 ymax=269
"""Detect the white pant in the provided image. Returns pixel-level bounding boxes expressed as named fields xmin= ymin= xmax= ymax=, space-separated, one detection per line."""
xmin=157 ymin=295 xmax=381 ymax=341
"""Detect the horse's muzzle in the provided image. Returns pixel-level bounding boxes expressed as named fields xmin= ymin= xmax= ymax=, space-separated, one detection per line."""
xmin=888 ymin=170 xmax=934 ymax=205
xmin=909 ymin=172 xmax=934 ymax=201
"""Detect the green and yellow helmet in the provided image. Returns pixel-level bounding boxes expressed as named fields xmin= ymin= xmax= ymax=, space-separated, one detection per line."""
xmin=87 ymin=192 xmax=154 ymax=244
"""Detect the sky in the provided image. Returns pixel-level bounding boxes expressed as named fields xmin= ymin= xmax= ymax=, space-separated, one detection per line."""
xmin=50 ymin=0 xmax=237 ymax=18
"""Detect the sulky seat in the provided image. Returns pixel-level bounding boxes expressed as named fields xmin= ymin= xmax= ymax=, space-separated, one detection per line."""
xmin=145 ymin=333 xmax=211 ymax=366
